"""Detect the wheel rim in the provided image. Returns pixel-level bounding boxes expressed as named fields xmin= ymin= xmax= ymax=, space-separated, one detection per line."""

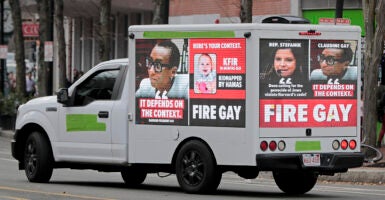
xmin=181 ymin=150 xmax=204 ymax=186
xmin=25 ymin=140 xmax=38 ymax=176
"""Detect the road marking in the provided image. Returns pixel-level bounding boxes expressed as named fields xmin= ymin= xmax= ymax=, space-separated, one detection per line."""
xmin=0 ymin=195 xmax=28 ymax=200
xmin=0 ymin=186 xmax=116 ymax=200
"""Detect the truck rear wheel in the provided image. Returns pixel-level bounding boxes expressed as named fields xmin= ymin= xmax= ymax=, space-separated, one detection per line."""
xmin=24 ymin=132 xmax=54 ymax=183
xmin=175 ymin=140 xmax=222 ymax=194
xmin=121 ymin=168 xmax=147 ymax=186
xmin=273 ymin=171 xmax=318 ymax=195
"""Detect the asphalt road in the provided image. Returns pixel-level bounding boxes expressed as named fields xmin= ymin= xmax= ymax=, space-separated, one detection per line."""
xmin=1 ymin=136 xmax=385 ymax=200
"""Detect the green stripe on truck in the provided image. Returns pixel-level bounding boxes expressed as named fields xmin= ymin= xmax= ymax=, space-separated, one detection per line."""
xmin=295 ymin=141 xmax=321 ymax=151
xmin=66 ymin=114 xmax=106 ymax=132
xmin=143 ymin=31 xmax=235 ymax=38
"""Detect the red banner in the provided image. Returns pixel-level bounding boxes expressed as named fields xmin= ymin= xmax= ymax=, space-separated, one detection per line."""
xmin=259 ymin=99 xmax=357 ymax=127
xmin=138 ymin=98 xmax=185 ymax=119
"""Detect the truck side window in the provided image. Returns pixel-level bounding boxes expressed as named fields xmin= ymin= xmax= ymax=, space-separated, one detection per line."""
xmin=73 ymin=69 xmax=120 ymax=106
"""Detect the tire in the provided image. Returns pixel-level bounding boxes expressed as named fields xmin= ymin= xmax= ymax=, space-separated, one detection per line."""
xmin=175 ymin=140 xmax=222 ymax=194
xmin=24 ymin=132 xmax=54 ymax=183
xmin=273 ymin=171 xmax=318 ymax=195
xmin=121 ymin=167 xmax=147 ymax=186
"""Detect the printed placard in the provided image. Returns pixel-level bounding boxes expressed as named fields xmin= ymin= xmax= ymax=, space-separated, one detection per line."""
xmin=135 ymin=38 xmax=246 ymax=127
xmin=259 ymin=39 xmax=309 ymax=99
xmin=135 ymin=39 xmax=189 ymax=125
xmin=259 ymin=99 xmax=357 ymax=127
xmin=259 ymin=39 xmax=358 ymax=129
xmin=189 ymin=38 xmax=246 ymax=127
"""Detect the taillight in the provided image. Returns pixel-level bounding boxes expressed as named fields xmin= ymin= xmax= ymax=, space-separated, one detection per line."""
xmin=341 ymin=139 xmax=348 ymax=150
xmin=260 ymin=141 xmax=268 ymax=151
xmin=269 ymin=141 xmax=277 ymax=151
xmin=349 ymin=140 xmax=357 ymax=150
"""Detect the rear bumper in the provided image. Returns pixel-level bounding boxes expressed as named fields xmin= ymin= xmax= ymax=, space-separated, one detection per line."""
xmin=256 ymin=152 xmax=364 ymax=173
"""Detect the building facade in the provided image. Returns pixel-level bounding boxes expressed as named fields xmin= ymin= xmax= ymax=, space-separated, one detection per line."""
xmin=9 ymin=0 xmax=364 ymax=93
xmin=169 ymin=0 xmax=299 ymax=24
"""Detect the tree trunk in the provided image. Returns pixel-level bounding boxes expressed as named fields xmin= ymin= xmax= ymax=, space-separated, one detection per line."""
xmin=99 ymin=0 xmax=111 ymax=62
xmin=240 ymin=0 xmax=252 ymax=23
xmin=8 ymin=0 xmax=26 ymax=96
xmin=152 ymin=0 xmax=169 ymax=24
xmin=363 ymin=0 xmax=385 ymax=147
xmin=335 ymin=0 xmax=344 ymax=18
xmin=36 ymin=0 xmax=49 ymax=97
xmin=54 ymin=0 xmax=66 ymax=88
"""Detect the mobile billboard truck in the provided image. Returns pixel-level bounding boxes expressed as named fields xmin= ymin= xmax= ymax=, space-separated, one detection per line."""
xmin=12 ymin=24 xmax=364 ymax=195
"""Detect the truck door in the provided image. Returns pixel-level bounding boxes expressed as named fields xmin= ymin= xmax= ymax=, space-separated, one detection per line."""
xmin=57 ymin=65 xmax=123 ymax=161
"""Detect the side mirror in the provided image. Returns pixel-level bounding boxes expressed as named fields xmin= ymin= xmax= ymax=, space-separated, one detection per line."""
xmin=57 ymin=88 xmax=69 ymax=105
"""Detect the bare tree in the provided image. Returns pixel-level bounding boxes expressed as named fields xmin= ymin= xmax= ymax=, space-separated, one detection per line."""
xmin=362 ymin=0 xmax=385 ymax=146
xmin=99 ymin=0 xmax=111 ymax=62
xmin=152 ymin=0 xmax=168 ymax=24
xmin=54 ymin=0 xmax=66 ymax=88
xmin=240 ymin=0 xmax=252 ymax=23
xmin=8 ymin=0 xmax=26 ymax=96
xmin=335 ymin=0 xmax=344 ymax=18
xmin=36 ymin=0 xmax=51 ymax=97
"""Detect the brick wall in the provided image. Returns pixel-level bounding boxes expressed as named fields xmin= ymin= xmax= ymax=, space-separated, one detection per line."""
xmin=170 ymin=0 xmax=291 ymax=18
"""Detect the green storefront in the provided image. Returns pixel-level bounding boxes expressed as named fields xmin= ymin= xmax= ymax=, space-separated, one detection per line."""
xmin=303 ymin=9 xmax=365 ymax=36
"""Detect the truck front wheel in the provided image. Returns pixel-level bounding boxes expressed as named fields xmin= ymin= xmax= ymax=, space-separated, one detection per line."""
xmin=175 ymin=140 xmax=222 ymax=194
xmin=24 ymin=132 xmax=54 ymax=183
xmin=273 ymin=171 xmax=318 ymax=195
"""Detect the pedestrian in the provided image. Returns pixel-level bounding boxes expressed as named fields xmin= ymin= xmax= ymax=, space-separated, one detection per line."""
xmin=377 ymin=91 xmax=385 ymax=147
xmin=25 ymin=72 xmax=36 ymax=97
xmin=7 ymin=72 xmax=16 ymax=93
xmin=73 ymin=69 xmax=84 ymax=83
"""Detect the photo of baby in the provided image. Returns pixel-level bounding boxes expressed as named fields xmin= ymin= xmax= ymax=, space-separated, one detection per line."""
xmin=194 ymin=53 xmax=217 ymax=94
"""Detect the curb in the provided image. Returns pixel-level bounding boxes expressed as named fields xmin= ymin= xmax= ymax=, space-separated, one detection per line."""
xmin=0 ymin=128 xmax=14 ymax=139
xmin=318 ymin=168 xmax=385 ymax=185
xmin=234 ymin=169 xmax=385 ymax=185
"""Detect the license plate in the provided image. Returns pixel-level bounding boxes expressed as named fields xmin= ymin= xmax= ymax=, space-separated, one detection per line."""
xmin=302 ymin=154 xmax=321 ymax=166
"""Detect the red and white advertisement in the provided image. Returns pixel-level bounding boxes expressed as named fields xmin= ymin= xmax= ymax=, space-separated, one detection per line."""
xmin=138 ymin=98 xmax=185 ymax=120
xmin=189 ymin=38 xmax=246 ymax=127
xmin=135 ymin=39 xmax=189 ymax=125
xmin=260 ymin=99 xmax=357 ymax=127
xmin=259 ymin=39 xmax=358 ymax=129
xmin=189 ymin=38 xmax=246 ymax=99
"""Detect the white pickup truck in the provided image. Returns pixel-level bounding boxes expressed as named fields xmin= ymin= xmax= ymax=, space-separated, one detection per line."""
xmin=12 ymin=23 xmax=364 ymax=195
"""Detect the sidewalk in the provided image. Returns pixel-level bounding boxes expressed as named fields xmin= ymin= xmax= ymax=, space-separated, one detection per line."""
xmin=1 ymin=128 xmax=385 ymax=185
